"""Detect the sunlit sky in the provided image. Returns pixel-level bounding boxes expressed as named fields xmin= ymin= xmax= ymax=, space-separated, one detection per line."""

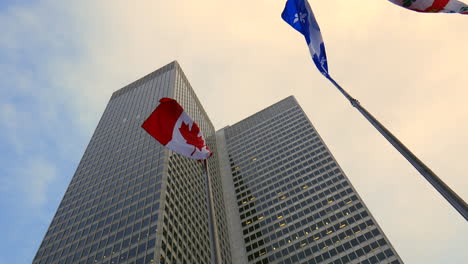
xmin=1 ymin=0 xmax=467 ymax=263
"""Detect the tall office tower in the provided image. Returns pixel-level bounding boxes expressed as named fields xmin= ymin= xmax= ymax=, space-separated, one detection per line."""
xmin=33 ymin=61 xmax=232 ymax=264
xmin=216 ymin=97 xmax=403 ymax=264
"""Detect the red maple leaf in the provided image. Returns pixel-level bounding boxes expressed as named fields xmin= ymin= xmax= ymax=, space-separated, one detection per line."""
xmin=179 ymin=122 xmax=206 ymax=151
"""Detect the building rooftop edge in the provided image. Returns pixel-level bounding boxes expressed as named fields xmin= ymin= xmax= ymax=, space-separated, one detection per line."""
xmin=217 ymin=95 xmax=296 ymax=131
xmin=110 ymin=60 xmax=179 ymax=100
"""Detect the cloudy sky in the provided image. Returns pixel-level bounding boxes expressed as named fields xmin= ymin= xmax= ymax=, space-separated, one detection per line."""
xmin=1 ymin=0 xmax=467 ymax=263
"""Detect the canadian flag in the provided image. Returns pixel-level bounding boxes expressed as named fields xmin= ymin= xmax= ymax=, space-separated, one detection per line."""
xmin=142 ymin=98 xmax=212 ymax=160
xmin=388 ymin=0 xmax=468 ymax=14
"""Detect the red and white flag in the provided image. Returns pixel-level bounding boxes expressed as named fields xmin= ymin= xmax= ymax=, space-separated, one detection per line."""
xmin=389 ymin=0 xmax=468 ymax=14
xmin=142 ymin=98 xmax=212 ymax=160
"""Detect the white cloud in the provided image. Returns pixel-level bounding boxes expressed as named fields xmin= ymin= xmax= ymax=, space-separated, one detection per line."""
xmin=21 ymin=158 xmax=57 ymax=206
xmin=0 ymin=103 xmax=25 ymax=154
xmin=16 ymin=157 xmax=58 ymax=208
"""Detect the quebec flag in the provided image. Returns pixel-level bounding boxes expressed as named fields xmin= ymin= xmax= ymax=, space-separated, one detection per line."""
xmin=282 ymin=0 xmax=329 ymax=76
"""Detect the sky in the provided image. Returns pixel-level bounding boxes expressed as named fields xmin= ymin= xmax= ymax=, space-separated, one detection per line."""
xmin=0 ymin=0 xmax=467 ymax=263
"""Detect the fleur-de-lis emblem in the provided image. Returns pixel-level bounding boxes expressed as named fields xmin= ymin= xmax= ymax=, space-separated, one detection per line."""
xmin=319 ymin=57 xmax=327 ymax=70
xmin=293 ymin=12 xmax=307 ymax=24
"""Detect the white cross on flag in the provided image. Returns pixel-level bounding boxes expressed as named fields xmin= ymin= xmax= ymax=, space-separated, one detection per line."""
xmin=142 ymin=98 xmax=212 ymax=160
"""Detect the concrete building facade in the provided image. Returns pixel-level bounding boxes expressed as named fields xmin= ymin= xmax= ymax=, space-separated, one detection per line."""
xmin=217 ymin=97 xmax=403 ymax=264
xmin=33 ymin=61 xmax=232 ymax=264
xmin=33 ymin=62 xmax=402 ymax=264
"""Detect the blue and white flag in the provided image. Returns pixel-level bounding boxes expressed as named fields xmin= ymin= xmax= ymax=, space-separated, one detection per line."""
xmin=282 ymin=0 xmax=329 ymax=76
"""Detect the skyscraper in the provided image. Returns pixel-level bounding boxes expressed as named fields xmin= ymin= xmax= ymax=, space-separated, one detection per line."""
xmin=33 ymin=62 xmax=402 ymax=264
xmin=216 ymin=97 xmax=403 ymax=264
xmin=32 ymin=61 xmax=232 ymax=264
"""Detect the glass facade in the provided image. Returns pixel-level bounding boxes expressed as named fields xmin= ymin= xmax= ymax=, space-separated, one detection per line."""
xmin=217 ymin=96 xmax=403 ymax=264
xmin=33 ymin=61 xmax=231 ymax=264
xmin=164 ymin=63 xmax=232 ymax=264
xmin=33 ymin=62 xmax=402 ymax=264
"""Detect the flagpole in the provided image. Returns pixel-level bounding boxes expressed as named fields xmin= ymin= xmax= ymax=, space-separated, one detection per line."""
xmin=203 ymin=159 xmax=220 ymax=264
xmin=326 ymin=75 xmax=468 ymax=221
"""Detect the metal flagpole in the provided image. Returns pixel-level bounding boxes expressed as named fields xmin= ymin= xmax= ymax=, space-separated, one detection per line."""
xmin=325 ymin=75 xmax=468 ymax=221
xmin=203 ymin=159 xmax=220 ymax=264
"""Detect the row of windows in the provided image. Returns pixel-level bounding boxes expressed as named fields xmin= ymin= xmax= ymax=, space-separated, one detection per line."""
xmin=227 ymin=114 xmax=307 ymax=159
xmin=62 ymin=148 xmax=164 ymax=212
xmin=253 ymin=223 xmax=384 ymax=263
xmin=73 ymin=73 xmax=171 ymax=185
xmin=35 ymin=80 xmax=169 ymax=262
xmin=235 ymin=152 xmax=332 ymax=205
xmin=231 ymin=139 xmax=325 ymax=195
xmin=36 ymin=65 xmax=232 ymax=264
xmin=40 ymin=181 xmax=161 ymax=253
xmin=44 ymin=142 xmax=164 ymax=238
xmin=37 ymin=206 xmax=159 ymax=263
xmin=270 ymin=196 xmax=362 ymax=241
xmin=226 ymin=100 xmax=298 ymax=141
xmin=225 ymin=100 xmax=299 ymax=143
xmin=227 ymin=114 xmax=309 ymax=163
xmin=67 ymin=70 xmax=172 ymax=191
xmin=253 ymin=207 xmax=371 ymax=259
xmin=239 ymin=165 xmax=338 ymax=221
xmin=238 ymin=169 xmax=344 ymax=241
xmin=226 ymin=103 xmax=298 ymax=141
xmin=58 ymin=142 xmax=164 ymax=214
xmin=37 ymin=222 xmax=157 ymax=264
xmin=162 ymin=157 xmax=210 ymax=262
xmin=223 ymin=97 xmax=402 ymax=264
xmin=247 ymin=205 xmax=370 ymax=255
xmin=51 ymin=172 xmax=162 ymax=235
xmin=244 ymin=193 xmax=360 ymax=251
xmin=232 ymin=136 xmax=322 ymax=186
xmin=277 ymin=233 xmax=395 ymax=264
xmin=238 ymin=163 xmax=339 ymax=218
xmin=242 ymin=176 xmax=349 ymax=233
xmin=175 ymin=70 xmax=232 ymax=264
xmin=159 ymin=73 xmax=229 ymax=264
xmin=232 ymin=135 xmax=324 ymax=194
xmin=243 ymin=183 xmax=355 ymax=243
